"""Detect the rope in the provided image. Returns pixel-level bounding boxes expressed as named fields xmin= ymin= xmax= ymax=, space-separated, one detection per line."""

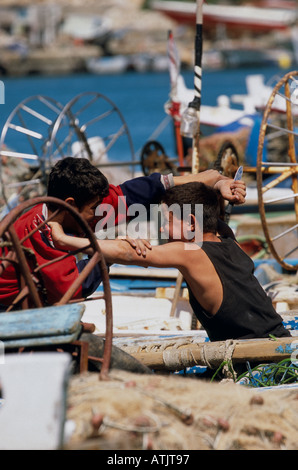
xmin=163 ymin=346 xmax=198 ymax=370
xmin=236 ymin=358 xmax=298 ymax=387
xmin=222 ymin=340 xmax=237 ymax=380
xmin=99 ymin=415 xmax=162 ymax=435
xmin=161 ymin=339 xmax=237 ymax=377
xmin=201 ymin=340 xmax=237 ymax=372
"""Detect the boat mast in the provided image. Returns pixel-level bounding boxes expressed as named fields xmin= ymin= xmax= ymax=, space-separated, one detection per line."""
xmin=180 ymin=0 xmax=203 ymax=174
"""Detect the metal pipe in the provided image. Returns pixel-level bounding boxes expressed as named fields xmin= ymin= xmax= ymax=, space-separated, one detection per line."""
xmin=192 ymin=0 xmax=203 ymax=175
xmin=180 ymin=0 xmax=203 ymax=174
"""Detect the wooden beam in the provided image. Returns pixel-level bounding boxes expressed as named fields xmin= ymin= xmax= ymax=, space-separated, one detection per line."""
xmin=121 ymin=336 xmax=298 ymax=370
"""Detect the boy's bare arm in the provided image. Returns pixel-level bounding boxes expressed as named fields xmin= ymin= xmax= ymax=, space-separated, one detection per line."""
xmin=48 ymin=218 xmax=195 ymax=270
xmin=49 ymin=221 xmax=153 ymax=258
xmin=173 ymin=170 xmax=246 ymax=204
xmin=48 ymin=221 xmax=93 ymax=253
xmin=173 ymin=169 xmax=223 ymax=187
xmin=100 ymin=238 xmax=193 ymax=270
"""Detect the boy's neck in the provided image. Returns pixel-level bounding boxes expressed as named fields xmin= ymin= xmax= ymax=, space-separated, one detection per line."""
xmin=203 ymin=232 xmax=221 ymax=242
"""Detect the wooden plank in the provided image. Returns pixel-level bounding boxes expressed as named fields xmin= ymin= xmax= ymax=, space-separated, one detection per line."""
xmin=122 ymin=336 xmax=298 ymax=370
xmin=3 ymin=333 xmax=82 ymax=348
xmin=0 ymin=304 xmax=85 ymax=342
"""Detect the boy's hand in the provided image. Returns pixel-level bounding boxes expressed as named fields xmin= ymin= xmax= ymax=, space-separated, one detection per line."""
xmin=214 ymin=179 xmax=246 ymax=205
xmin=117 ymin=236 xmax=152 ymax=256
xmin=47 ymin=221 xmax=65 ymax=242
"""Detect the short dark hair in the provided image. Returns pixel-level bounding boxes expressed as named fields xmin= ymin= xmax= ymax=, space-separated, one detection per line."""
xmin=47 ymin=157 xmax=109 ymax=209
xmin=162 ymin=182 xmax=220 ymax=233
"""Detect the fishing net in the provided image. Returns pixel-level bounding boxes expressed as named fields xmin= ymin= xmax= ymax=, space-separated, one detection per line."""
xmin=65 ymin=369 xmax=298 ymax=450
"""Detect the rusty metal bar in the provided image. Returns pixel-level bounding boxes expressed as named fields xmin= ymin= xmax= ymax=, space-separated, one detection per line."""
xmin=8 ymin=226 xmax=43 ymax=308
xmin=283 ymin=245 xmax=298 ymax=258
xmin=260 ymin=161 xmax=298 ymax=167
xmin=72 ymin=340 xmax=89 ymax=373
xmin=55 ymin=252 xmax=102 ymax=305
xmin=6 ymin=285 xmax=30 ymax=312
xmin=264 ymin=193 xmax=298 ymax=204
xmin=271 ymin=224 xmax=298 ymax=241
xmin=19 ymin=208 xmax=61 ymax=244
xmin=267 ymin=122 xmax=298 ymax=137
xmin=98 ymin=255 xmax=113 ymax=381
xmin=262 ymin=169 xmax=294 ymax=193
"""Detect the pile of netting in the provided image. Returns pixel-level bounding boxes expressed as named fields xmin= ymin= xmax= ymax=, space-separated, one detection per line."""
xmin=65 ymin=368 xmax=298 ymax=450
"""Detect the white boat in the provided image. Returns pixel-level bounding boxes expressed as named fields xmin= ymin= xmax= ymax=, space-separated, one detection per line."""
xmin=167 ymin=71 xmax=297 ymax=133
xmin=151 ymin=0 xmax=297 ymax=32
xmin=151 ymin=54 xmax=169 ymax=72
xmin=60 ymin=14 xmax=112 ymax=42
xmin=86 ymin=55 xmax=129 ymax=75
xmin=231 ymin=73 xmax=298 ymax=115
xmin=128 ymin=53 xmax=167 ymax=73
xmin=86 ymin=53 xmax=170 ymax=75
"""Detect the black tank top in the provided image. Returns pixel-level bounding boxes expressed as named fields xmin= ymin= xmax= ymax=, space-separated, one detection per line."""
xmin=188 ymin=238 xmax=291 ymax=341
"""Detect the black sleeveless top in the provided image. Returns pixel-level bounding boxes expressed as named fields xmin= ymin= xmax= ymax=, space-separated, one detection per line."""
xmin=188 ymin=238 xmax=291 ymax=341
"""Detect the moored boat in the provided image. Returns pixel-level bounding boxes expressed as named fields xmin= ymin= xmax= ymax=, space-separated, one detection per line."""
xmin=151 ymin=0 xmax=297 ymax=32
xmin=86 ymin=55 xmax=130 ymax=75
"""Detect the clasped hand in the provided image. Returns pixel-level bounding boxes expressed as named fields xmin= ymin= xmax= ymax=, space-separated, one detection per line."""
xmin=117 ymin=236 xmax=152 ymax=257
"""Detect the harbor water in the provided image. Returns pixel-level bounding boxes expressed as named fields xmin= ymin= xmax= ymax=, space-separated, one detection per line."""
xmin=0 ymin=65 xmax=294 ymax=173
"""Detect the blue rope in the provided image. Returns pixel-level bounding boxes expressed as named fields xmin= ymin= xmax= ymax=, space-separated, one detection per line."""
xmin=236 ymin=359 xmax=298 ymax=387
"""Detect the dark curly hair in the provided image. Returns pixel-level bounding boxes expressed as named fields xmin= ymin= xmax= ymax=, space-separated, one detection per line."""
xmin=47 ymin=157 xmax=109 ymax=209
xmin=162 ymin=182 xmax=220 ymax=234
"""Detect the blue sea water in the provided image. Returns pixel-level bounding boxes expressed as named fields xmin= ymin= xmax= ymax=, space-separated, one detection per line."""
xmin=0 ymin=65 xmax=293 ymax=169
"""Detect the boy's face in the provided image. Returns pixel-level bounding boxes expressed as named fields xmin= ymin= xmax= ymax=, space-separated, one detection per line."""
xmin=63 ymin=196 xmax=101 ymax=234
xmin=78 ymin=196 xmax=101 ymax=225
xmin=160 ymin=205 xmax=190 ymax=242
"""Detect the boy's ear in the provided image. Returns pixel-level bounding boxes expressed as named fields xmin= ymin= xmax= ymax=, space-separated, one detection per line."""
xmin=64 ymin=197 xmax=76 ymax=207
xmin=189 ymin=214 xmax=196 ymax=232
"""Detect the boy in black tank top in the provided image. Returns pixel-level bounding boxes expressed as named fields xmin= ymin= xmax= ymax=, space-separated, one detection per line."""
xmin=160 ymin=182 xmax=291 ymax=341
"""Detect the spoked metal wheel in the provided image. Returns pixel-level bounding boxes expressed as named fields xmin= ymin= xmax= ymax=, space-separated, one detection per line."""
xmin=256 ymin=70 xmax=298 ymax=271
xmin=48 ymin=91 xmax=136 ymax=182
xmin=140 ymin=140 xmax=177 ymax=176
xmin=0 ymin=196 xmax=113 ymax=378
xmin=0 ymin=95 xmax=64 ymax=214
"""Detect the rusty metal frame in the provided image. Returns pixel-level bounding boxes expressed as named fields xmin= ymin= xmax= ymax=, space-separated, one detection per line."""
xmin=0 ymin=196 xmax=113 ymax=379
xmin=256 ymin=70 xmax=298 ymax=271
